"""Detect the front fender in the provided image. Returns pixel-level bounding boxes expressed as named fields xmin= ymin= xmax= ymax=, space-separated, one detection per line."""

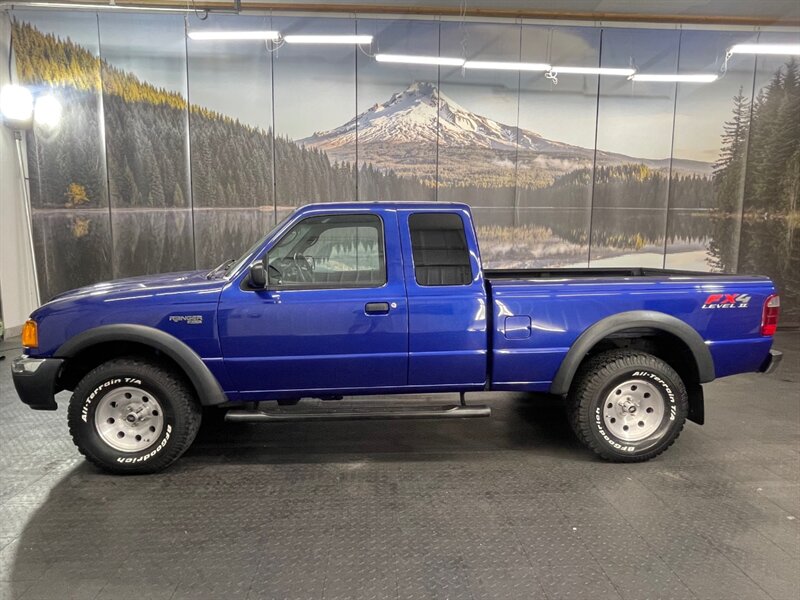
xmin=56 ymin=324 xmax=227 ymax=406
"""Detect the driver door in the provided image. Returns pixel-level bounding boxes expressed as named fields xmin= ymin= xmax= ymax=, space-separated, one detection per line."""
xmin=218 ymin=211 xmax=409 ymax=400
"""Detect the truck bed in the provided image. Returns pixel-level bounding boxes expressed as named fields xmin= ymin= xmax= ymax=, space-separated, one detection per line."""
xmin=484 ymin=266 xmax=775 ymax=392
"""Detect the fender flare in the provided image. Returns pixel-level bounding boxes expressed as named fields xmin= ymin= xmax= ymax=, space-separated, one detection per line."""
xmin=549 ymin=310 xmax=715 ymax=396
xmin=56 ymin=324 xmax=227 ymax=406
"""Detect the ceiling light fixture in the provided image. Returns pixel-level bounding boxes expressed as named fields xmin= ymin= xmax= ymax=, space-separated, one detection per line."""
xmin=630 ymin=73 xmax=719 ymax=83
xmin=551 ymin=66 xmax=636 ymax=76
xmin=187 ymin=30 xmax=281 ymax=41
xmin=464 ymin=60 xmax=551 ymax=71
xmin=283 ymin=35 xmax=373 ymax=44
xmin=8 ymin=2 xmax=201 ymax=12
xmin=0 ymin=84 xmax=34 ymax=123
xmin=728 ymin=43 xmax=800 ymax=55
xmin=33 ymin=94 xmax=63 ymax=129
xmin=375 ymin=54 xmax=465 ymax=66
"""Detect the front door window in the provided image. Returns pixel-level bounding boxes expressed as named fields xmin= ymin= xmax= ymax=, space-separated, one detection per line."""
xmin=267 ymin=214 xmax=386 ymax=288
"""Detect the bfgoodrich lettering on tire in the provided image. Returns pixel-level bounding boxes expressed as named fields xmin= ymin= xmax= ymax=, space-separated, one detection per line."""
xmin=567 ymin=350 xmax=688 ymax=462
xmin=67 ymin=357 xmax=201 ymax=474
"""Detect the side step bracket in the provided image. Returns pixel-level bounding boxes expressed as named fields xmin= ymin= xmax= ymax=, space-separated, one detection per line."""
xmin=225 ymin=403 xmax=491 ymax=423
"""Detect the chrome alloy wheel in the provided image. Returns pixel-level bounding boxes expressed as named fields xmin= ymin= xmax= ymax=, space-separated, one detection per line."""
xmin=602 ymin=379 xmax=665 ymax=442
xmin=94 ymin=386 xmax=165 ymax=452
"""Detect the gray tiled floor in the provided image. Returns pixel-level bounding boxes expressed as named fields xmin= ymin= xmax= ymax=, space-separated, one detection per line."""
xmin=0 ymin=333 xmax=798 ymax=600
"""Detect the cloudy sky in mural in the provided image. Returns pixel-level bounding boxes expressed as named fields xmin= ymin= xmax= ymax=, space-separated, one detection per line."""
xmin=20 ymin=10 xmax=777 ymax=164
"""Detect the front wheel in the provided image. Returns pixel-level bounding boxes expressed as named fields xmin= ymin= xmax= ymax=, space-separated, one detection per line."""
xmin=567 ymin=350 xmax=688 ymax=462
xmin=67 ymin=357 xmax=201 ymax=474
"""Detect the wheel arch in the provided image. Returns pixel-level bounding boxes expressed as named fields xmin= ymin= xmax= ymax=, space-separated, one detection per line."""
xmin=550 ymin=311 xmax=714 ymax=401
xmin=56 ymin=324 xmax=227 ymax=406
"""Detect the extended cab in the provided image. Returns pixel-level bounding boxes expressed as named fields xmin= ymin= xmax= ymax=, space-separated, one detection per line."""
xmin=12 ymin=202 xmax=782 ymax=473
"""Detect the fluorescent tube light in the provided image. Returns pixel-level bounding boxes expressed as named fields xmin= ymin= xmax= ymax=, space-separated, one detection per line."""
xmin=464 ymin=60 xmax=551 ymax=71
xmin=283 ymin=35 xmax=373 ymax=44
xmin=9 ymin=2 xmax=199 ymax=12
xmin=188 ymin=31 xmax=280 ymax=41
xmin=551 ymin=66 xmax=635 ymax=76
xmin=728 ymin=43 xmax=800 ymax=55
xmin=375 ymin=54 xmax=465 ymax=66
xmin=631 ymin=73 xmax=719 ymax=83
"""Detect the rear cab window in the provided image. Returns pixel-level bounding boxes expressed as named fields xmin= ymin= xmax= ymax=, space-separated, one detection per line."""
xmin=409 ymin=213 xmax=473 ymax=286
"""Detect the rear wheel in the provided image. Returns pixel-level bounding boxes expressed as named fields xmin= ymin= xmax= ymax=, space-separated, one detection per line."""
xmin=567 ymin=350 xmax=688 ymax=462
xmin=67 ymin=357 xmax=201 ymax=474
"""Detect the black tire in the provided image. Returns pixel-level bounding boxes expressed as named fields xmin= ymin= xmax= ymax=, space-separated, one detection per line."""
xmin=567 ymin=349 xmax=688 ymax=462
xmin=67 ymin=357 xmax=201 ymax=474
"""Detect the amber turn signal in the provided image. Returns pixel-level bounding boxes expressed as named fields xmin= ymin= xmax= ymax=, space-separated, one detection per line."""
xmin=21 ymin=319 xmax=38 ymax=348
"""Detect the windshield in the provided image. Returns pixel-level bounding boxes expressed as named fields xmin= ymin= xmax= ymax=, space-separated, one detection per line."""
xmin=211 ymin=212 xmax=295 ymax=279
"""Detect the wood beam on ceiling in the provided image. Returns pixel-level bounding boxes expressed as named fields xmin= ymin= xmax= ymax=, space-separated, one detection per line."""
xmin=9 ymin=0 xmax=800 ymax=26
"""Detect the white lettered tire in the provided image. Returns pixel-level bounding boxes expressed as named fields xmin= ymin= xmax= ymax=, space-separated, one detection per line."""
xmin=68 ymin=357 xmax=201 ymax=474
xmin=567 ymin=350 xmax=688 ymax=462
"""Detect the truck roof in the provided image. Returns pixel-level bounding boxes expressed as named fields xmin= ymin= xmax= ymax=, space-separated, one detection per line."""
xmin=299 ymin=201 xmax=472 ymax=212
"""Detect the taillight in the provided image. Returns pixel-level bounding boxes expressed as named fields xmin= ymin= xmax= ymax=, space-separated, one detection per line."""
xmin=761 ymin=294 xmax=780 ymax=336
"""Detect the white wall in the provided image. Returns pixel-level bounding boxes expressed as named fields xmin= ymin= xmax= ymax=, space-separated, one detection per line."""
xmin=0 ymin=14 xmax=39 ymax=334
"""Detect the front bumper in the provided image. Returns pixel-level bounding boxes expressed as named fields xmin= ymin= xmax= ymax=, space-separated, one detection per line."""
xmin=11 ymin=355 xmax=64 ymax=411
xmin=759 ymin=349 xmax=783 ymax=375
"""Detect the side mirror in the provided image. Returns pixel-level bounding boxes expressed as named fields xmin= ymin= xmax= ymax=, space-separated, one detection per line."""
xmin=249 ymin=261 xmax=267 ymax=288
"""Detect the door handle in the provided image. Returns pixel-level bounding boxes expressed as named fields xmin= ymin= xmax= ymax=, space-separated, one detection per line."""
xmin=365 ymin=302 xmax=391 ymax=315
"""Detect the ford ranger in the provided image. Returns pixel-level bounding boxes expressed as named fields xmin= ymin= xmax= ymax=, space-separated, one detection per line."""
xmin=12 ymin=202 xmax=783 ymax=473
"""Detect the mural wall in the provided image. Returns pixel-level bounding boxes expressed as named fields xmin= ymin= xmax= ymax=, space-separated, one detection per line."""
xmin=10 ymin=10 xmax=800 ymax=321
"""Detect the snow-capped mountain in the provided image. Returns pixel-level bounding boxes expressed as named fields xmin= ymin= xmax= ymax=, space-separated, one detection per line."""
xmin=299 ymin=81 xmax=709 ymax=183
xmin=302 ymin=80 xmax=586 ymax=155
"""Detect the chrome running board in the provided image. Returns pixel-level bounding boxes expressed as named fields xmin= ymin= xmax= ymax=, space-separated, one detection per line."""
xmin=225 ymin=404 xmax=490 ymax=423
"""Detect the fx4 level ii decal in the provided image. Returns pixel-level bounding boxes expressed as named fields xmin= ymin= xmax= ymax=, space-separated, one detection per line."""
xmin=701 ymin=293 xmax=752 ymax=309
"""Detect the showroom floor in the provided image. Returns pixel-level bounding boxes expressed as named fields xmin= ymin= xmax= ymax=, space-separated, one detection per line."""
xmin=0 ymin=333 xmax=797 ymax=600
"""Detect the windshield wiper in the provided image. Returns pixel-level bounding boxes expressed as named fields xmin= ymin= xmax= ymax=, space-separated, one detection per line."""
xmin=207 ymin=258 xmax=236 ymax=279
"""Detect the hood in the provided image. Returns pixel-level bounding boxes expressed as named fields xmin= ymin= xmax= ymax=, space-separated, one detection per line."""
xmin=28 ymin=269 xmax=229 ymax=358
xmin=40 ymin=270 xmax=226 ymax=309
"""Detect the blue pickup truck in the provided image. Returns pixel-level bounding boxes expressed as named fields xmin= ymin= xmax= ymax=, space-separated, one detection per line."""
xmin=12 ymin=202 xmax=782 ymax=473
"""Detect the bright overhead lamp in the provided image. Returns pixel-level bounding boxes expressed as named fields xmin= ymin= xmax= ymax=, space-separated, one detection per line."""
xmin=283 ymin=35 xmax=373 ymax=44
xmin=551 ymin=66 xmax=636 ymax=76
xmin=631 ymin=73 xmax=719 ymax=83
xmin=33 ymin=94 xmax=63 ymax=129
xmin=375 ymin=54 xmax=465 ymax=66
xmin=187 ymin=30 xmax=280 ymax=41
xmin=463 ymin=60 xmax=551 ymax=71
xmin=728 ymin=43 xmax=800 ymax=55
xmin=0 ymin=84 xmax=34 ymax=123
